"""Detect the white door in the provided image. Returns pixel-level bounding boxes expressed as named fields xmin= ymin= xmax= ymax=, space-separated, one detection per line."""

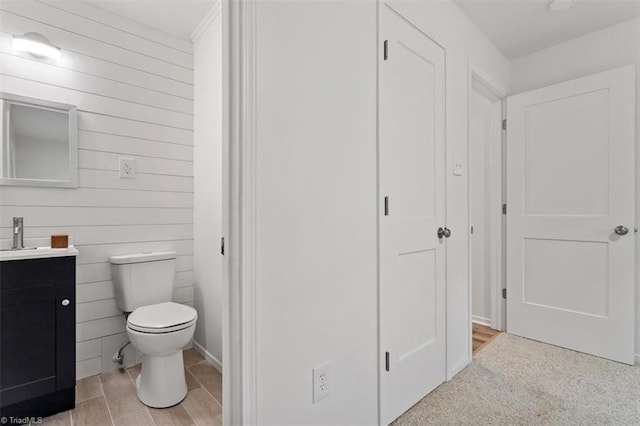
xmin=506 ymin=65 xmax=635 ymax=365
xmin=379 ymin=5 xmax=446 ymax=424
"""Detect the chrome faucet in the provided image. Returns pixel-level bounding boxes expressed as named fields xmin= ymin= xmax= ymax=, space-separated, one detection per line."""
xmin=12 ymin=217 xmax=23 ymax=250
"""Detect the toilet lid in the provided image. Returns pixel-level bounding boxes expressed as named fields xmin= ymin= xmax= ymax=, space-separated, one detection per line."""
xmin=128 ymin=302 xmax=197 ymax=331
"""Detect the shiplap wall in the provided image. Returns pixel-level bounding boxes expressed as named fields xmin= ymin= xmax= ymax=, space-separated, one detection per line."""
xmin=0 ymin=0 xmax=194 ymax=379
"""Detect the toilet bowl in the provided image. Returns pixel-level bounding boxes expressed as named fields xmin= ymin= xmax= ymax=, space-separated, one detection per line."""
xmin=109 ymin=252 xmax=198 ymax=408
xmin=126 ymin=302 xmax=197 ymax=408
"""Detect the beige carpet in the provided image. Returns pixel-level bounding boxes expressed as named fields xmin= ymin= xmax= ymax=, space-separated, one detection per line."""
xmin=394 ymin=333 xmax=640 ymax=425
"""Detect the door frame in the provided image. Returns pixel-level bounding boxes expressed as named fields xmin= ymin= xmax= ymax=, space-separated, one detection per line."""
xmin=466 ymin=63 xmax=507 ymax=351
xmin=223 ymin=0 xmax=259 ymax=423
xmin=190 ymin=1 xmax=237 ymax=422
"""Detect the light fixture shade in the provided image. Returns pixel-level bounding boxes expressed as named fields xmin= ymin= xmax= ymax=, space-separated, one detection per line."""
xmin=13 ymin=32 xmax=61 ymax=60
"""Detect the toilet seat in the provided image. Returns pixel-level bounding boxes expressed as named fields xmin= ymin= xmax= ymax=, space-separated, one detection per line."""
xmin=128 ymin=302 xmax=197 ymax=334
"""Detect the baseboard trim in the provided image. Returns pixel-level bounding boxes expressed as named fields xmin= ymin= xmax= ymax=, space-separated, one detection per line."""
xmin=193 ymin=340 xmax=223 ymax=373
xmin=472 ymin=315 xmax=492 ymax=327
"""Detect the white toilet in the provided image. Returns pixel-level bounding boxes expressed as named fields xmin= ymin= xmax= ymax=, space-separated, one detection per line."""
xmin=109 ymin=251 xmax=197 ymax=408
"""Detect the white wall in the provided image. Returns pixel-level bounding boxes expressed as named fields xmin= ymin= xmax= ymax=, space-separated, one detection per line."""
xmin=251 ymin=0 xmax=509 ymax=423
xmin=470 ymin=90 xmax=495 ymax=325
xmin=193 ymin=4 xmax=223 ymax=371
xmin=0 ymin=0 xmax=194 ymax=379
xmin=254 ymin=1 xmax=378 ymax=423
xmin=510 ymin=17 xmax=640 ymax=360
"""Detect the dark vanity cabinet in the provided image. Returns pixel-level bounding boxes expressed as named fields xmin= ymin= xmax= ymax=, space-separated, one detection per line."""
xmin=0 ymin=256 xmax=76 ymax=418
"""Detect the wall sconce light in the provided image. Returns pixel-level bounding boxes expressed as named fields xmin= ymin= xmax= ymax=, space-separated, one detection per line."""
xmin=12 ymin=32 xmax=61 ymax=60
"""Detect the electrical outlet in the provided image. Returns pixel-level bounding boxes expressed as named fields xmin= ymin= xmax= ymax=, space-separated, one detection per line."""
xmin=313 ymin=362 xmax=330 ymax=403
xmin=119 ymin=157 xmax=136 ymax=178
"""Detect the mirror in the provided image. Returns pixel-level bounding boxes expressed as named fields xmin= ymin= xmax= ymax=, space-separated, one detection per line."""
xmin=1 ymin=93 xmax=78 ymax=188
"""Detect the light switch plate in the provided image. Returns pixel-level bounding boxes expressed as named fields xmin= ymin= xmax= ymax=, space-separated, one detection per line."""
xmin=453 ymin=157 xmax=464 ymax=176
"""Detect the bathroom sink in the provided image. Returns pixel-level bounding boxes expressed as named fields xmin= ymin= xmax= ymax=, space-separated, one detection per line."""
xmin=0 ymin=246 xmax=79 ymax=261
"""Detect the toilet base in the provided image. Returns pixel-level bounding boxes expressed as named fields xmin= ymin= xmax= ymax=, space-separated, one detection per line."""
xmin=136 ymin=351 xmax=188 ymax=408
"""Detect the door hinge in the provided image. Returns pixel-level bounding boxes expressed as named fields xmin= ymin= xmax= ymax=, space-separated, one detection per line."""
xmin=221 ymin=237 xmax=225 ymax=255
xmin=502 ymin=204 xmax=507 ymax=215
xmin=383 ymin=40 xmax=388 ymax=61
xmin=384 ymin=196 xmax=389 ymax=216
xmin=470 ymin=225 xmax=474 ymax=235
xmin=385 ymin=351 xmax=390 ymax=372
xmin=502 ymin=288 xmax=507 ymax=299
xmin=502 ymin=119 xmax=507 ymax=130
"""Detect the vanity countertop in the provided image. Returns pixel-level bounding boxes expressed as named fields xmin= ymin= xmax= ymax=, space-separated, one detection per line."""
xmin=0 ymin=246 xmax=79 ymax=261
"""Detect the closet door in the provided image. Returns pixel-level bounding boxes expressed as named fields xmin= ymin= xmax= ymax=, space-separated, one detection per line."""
xmin=379 ymin=4 xmax=447 ymax=424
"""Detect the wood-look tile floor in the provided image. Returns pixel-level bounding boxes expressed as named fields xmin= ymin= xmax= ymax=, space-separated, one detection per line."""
xmin=472 ymin=323 xmax=501 ymax=355
xmin=42 ymin=349 xmax=221 ymax=426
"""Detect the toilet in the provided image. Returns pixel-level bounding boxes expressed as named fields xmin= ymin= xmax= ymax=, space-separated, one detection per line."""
xmin=109 ymin=251 xmax=197 ymax=408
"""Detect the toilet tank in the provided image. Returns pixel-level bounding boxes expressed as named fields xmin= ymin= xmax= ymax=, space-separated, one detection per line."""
xmin=109 ymin=251 xmax=176 ymax=312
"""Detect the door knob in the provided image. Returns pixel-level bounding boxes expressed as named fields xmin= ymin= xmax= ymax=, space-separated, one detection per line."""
xmin=437 ymin=227 xmax=452 ymax=239
xmin=614 ymin=225 xmax=629 ymax=236
xmin=61 ymin=299 xmax=70 ymax=306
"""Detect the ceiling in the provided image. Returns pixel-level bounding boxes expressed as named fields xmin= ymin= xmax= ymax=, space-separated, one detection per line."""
xmin=454 ymin=0 xmax=640 ymax=59
xmin=87 ymin=0 xmax=216 ymax=40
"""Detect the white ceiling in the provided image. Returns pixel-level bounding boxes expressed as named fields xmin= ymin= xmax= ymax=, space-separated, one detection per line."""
xmin=87 ymin=0 xmax=216 ymax=40
xmin=454 ymin=0 xmax=640 ymax=59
